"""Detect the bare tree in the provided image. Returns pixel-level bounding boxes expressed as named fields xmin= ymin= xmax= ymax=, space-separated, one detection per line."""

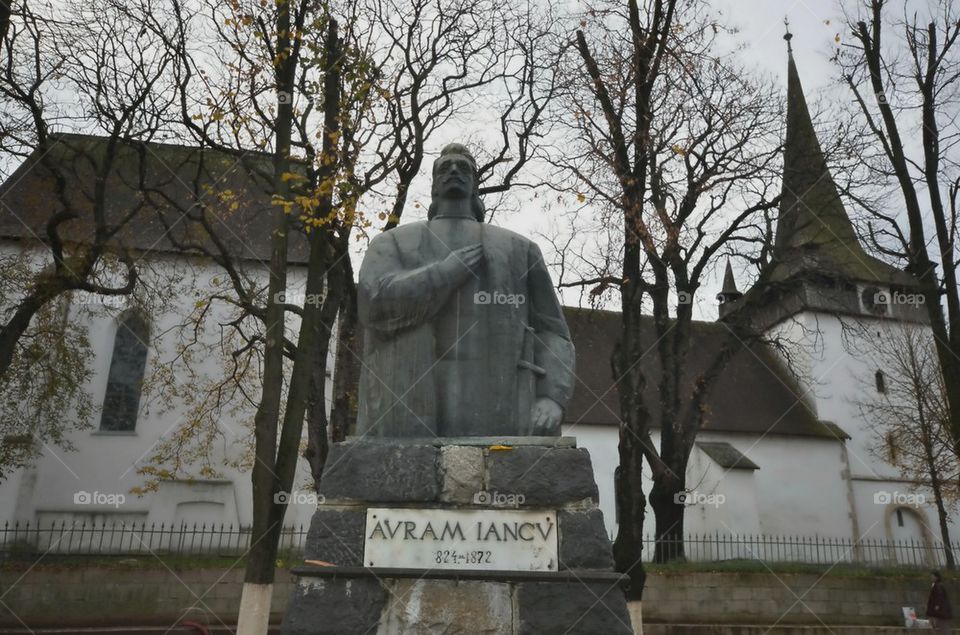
xmin=119 ymin=0 xmax=562 ymax=629
xmin=554 ymin=0 xmax=783 ymax=594
xmin=835 ymin=0 xmax=960 ymax=457
xmin=855 ymin=324 xmax=958 ymax=569
xmin=0 ymin=0 xmax=179 ymax=474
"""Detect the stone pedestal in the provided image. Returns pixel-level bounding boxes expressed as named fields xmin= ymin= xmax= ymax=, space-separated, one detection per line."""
xmin=281 ymin=438 xmax=632 ymax=634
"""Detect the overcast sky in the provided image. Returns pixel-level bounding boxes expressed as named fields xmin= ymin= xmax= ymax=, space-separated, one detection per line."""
xmin=343 ymin=0 xmax=856 ymax=320
xmin=408 ymin=0 xmax=864 ymax=320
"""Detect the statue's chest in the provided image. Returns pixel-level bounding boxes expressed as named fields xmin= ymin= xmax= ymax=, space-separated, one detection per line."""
xmin=425 ymin=218 xmax=482 ymax=252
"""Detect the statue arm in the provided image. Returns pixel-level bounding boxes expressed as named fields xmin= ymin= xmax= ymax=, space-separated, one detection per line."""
xmin=526 ymin=242 xmax=576 ymax=408
xmin=358 ymin=232 xmax=466 ymax=335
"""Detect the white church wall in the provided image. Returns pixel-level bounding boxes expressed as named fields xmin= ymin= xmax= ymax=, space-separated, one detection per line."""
xmin=0 ymin=245 xmax=321 ymax=531
xmin=568 ymin=425 xmax=851 ymax=543
xmin=741 ymin=433 xmax=852 ymax=538
xmin=683 ymin=439 xmax=761 ymax=558
xmin=566 ymin=422 xmax=620 ymax=539
xmin=762 ymin=307 xmax=960 ymax=549
xmin=765 ymin=315 xmax=820 ymax=419
xmin=801 ymin=312 xmax=918 ymax=480
xmin=850 ymin=478 xmax=960 ymax=546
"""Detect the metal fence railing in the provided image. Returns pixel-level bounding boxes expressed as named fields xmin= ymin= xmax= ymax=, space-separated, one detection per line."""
xmin=0 ymin=521 xmax=308 ymax=557
xmin=641 ymin=533 xmax=958 ymax=568
xmin=0 ymin=521 xmax=952 ymax=569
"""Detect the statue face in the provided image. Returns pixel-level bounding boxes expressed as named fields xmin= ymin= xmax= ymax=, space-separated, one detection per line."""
xmin=434 ymin=154 xmax=475 ymax=200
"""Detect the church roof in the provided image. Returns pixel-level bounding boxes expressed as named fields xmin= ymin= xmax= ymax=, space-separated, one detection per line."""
xmin=562 ymin=307 xmax=837 ymax=440
xmin=764 ymin=48 xmax=914 ymax=288
xmin=0 ymin=133 xmax=309 ymax=264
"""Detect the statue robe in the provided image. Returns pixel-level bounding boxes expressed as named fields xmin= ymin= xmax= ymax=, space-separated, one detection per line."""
xmin=356 ymin=218 xmax=575 ymax=437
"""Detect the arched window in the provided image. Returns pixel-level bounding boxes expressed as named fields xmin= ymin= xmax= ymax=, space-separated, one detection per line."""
xmin=875 ymin=370 xmax=886 ymax=394
xmin=99 ymin=312 xmax=149 ymax=432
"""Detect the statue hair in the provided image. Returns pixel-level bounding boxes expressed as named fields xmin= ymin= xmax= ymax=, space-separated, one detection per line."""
xmin=427 ymin=143 xmax=486 ymax=222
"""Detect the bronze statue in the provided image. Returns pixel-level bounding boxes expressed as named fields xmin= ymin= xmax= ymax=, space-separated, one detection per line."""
xmin=356 ymin=143 xmax=575 ymax=437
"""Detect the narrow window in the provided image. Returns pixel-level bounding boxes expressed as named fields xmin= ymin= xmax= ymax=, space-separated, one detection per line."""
xmin=896 ymin=508 xmax=904 ymax=527
xmin=99 ymin=312 xmax=149 ymax=432
xmin=875 ymin=370 xmax=886 ymax=394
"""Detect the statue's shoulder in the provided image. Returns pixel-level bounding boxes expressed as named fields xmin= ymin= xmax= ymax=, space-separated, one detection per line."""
xmin=483 ymin=224 xmax=540 ymax=253
xmin=483 ymin=223 xmax=532 ymax=245
xmin=391 ymin=220 xmax=430 ymax=235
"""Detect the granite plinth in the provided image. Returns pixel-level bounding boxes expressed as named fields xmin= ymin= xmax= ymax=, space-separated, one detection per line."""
xmin=281 ymin=439 xmax=631 ymax=634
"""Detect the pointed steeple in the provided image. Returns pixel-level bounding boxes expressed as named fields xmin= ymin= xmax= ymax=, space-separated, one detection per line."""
xmin=718 ymin=29 xmax=920 ymax=325
xmin=717 ymin=258 xmax=742 ymax=319
xmin=775 ymin=32 xmax=863 ymax=259
xmin=717 ymin=259 xmax=742 ymax=304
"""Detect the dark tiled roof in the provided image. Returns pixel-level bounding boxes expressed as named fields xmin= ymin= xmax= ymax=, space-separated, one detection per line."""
xmin=696 ymin=441 xmax=759 ymax=470
xmin=0 ymin=133 xmax=309 ymax=263
xmin=562 ymin=307 xmax=834 ymax=439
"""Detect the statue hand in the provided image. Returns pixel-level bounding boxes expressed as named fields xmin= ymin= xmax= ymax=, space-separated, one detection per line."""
xmin=438 ymin=244 xmax=484 ymax=283
xmin=531 ymin=397 xmax=563 ymax=436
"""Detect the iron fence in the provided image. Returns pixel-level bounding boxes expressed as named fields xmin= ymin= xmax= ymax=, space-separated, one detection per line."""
xmin=0 ymin=521 xmax=953 ymax=569
xmin=0 ymin=521 xmax=308 ymax=557
xmin=641 ymin=532 xmax=957 ymax=568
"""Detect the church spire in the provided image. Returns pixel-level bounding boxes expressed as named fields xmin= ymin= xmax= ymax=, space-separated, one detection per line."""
xmin=717 ymin=258 xmax=742 ymax=319
xmin=721 ymin=28 xmax=923 ymax=324
xmin=774 ymin=30 xmax=863 ymax=260
xmin=717 ymin=259 xmax=741 ymax=304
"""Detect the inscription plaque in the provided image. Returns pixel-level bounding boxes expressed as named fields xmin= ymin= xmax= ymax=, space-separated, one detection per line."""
xmin=363 ymin=508 xmax=558 ymax=571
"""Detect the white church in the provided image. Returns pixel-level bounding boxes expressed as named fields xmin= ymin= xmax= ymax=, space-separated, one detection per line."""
xmin=0 ymin=47 xmax=954 ymax=564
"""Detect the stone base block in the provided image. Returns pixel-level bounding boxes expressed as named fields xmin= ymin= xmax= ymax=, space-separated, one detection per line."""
xmin=281 ymin=439 xmax=630 ymax=634
xmin=281 ymin=571 xmax=633 ymax=635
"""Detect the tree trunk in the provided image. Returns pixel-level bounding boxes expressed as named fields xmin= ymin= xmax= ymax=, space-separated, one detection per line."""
xmin=305 ymin=332 xmax=332 ymax=487
xmin=649 ymin=470 xmax=685 ymax=563
xmin=0 ymin=295 xmax=51 ymax=380
xmin=612 ymin=437 xmax=647 ymax=601
xmin=303 ymin=253 xmax=346 ymax=487
xmin=329 ymin=263 xmax=358 ymax=442
xmin=854 ymin=14 xmax=960 ymax=460
xmin=237 ymin=6 xmax=323 ymax=633
xmin=931 ymin=476 xmax=956 ymax=570
xmin=611 ymin=235 xmax=650 ymax=601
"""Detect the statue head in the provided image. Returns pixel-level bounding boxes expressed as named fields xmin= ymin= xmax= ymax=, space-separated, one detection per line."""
xmin=428 ymin=143 xmax=486 ymax=222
